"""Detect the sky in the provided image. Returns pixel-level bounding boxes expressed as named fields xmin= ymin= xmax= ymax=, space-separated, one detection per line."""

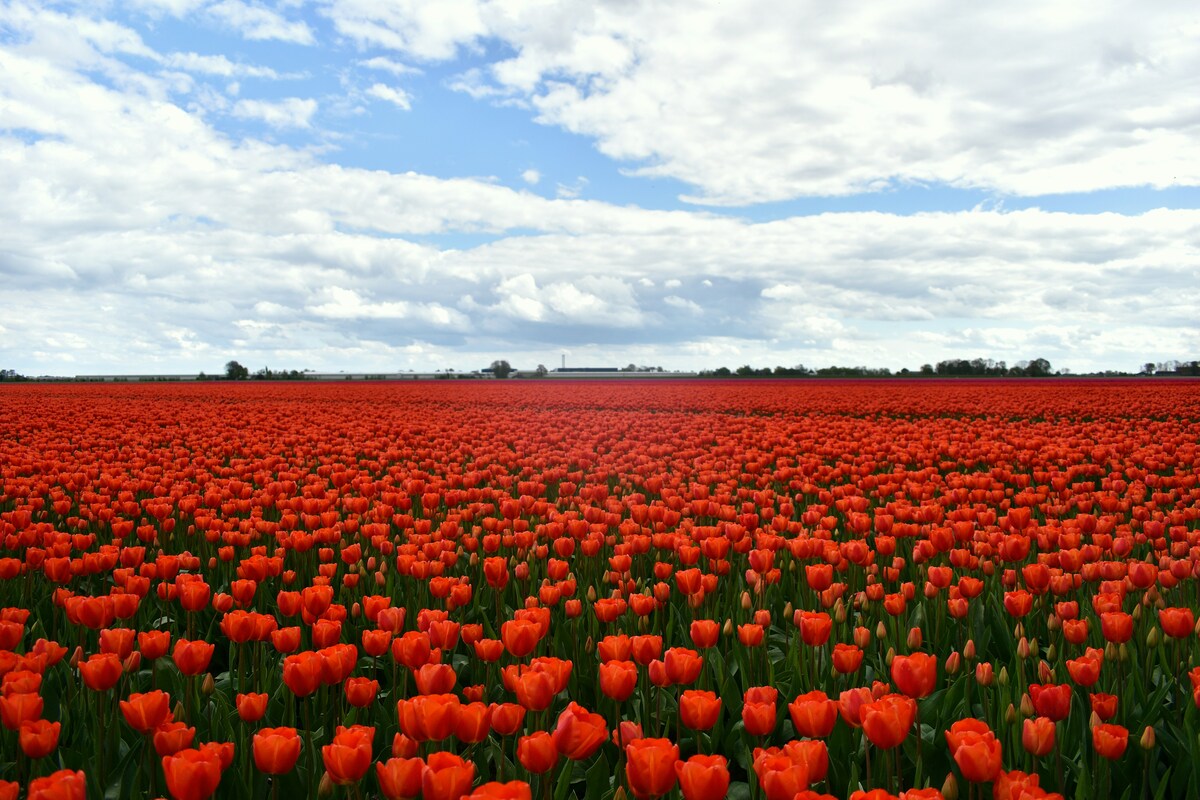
xmin=2 ymin=0 xmax=1199 ymax=376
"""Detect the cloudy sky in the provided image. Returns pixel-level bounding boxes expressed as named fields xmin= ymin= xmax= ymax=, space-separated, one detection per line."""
xmin=2 ymin=0 xmax=1199 ymax=376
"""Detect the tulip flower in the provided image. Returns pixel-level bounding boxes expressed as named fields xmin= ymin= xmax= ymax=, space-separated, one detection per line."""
xmin=675 ymin=754 xmax=730 ymax=800
xmin=162 ymin=747 xmax=224 ymax=800
xmin=121 ymin=690 xmax=172 ymax=734
xmin=467 ymin=782 xmax=533 ymax=800
xmin=26 ymin=770 xmax=85 ymax=800
xmin=236 ymin=692 xmax=268 ymax=723
xmin=322 ymin=725 xmax=375 ymax=785
xmin=421 ymin=752 xmax=476 ymax=800
xmin=1022 ymin=716 xmax=1055 ymax=757
xmin=599 ymin=660 xmax=638 ymax=702
xmin=172 ymin=639 xmax=215 ymax=676
xmin=19 ymin=719 xmax=61 ymax=759
xmin=552 ymin=702 xmax=608 ymax=760
xmin=78 ymin=652 xmax=123 ymax=691
xmin=789 ymin=690 xmax=837 ymax=738
xmin=518 ymin=731 xmax=559 ymax=773
xmin=680 ymin=689 xmax=721 ymax=731
xmin=377 ymin=757 xmax=425 ymax=800
xmin=1093 ymin=723 xmax=1129 ymax=760
xmin=253 ymin=727 xmax=302 ymax=775
xmin=890 ymin=652 xmax=937 ymax=699
xmin=626 ymin=738 xmax=680 ymax=799
xmin=861 ymin=694 xmax=916 ymax=749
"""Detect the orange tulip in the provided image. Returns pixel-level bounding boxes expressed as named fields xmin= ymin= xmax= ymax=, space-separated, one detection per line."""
xmin=689 ymin=620 xmax=719 ymax=649
xmin=789 ymin=690 xmax=837 ymax=738
xmin=675 ymin=754 xmax=730 ymax=800
xmin=377 ymin=757 xmax=425 ymax=800
xmin=456 ymin=702 xmax=492 ymax=744
xmin=421 ymin=752 xmax=476 ymax=800
xmin=860 ymin=694 xmax=916 ymax=749
xmin=890 ymin=652 xmax=937 ymax=699
xmin=501 ymin=619 xmax=541 ymax=658
xmin=599 ymin=660 xmax=638 ymax=702
xmin=489 ymin=702 xmax=526 ymax=736
xmin=518 ymin=731 xmax=559 ymax=773
xmin=945 ymin=719 xmax=1002 ymax=783
xmin=680 ymin=689 xmax=721 ymax=731
xmin=253 ymin=727 xmax=301 ymax=775
xmin=172 ymin=639 xmax=214 ymax=676
xmin=78 ymin=652 xmax=123 ymax=691
xmin=120 ymin=690 xmax=172 ymax=734
xmin=344 ymin=677 xmax=379 ymax=708
xmin=832 ymin=643 xmax=863 ymax=674
xmin=468 ymin=782 xmax=533 ymax=800
xmin=153 ymin=721 xmax=196 ymax=756
xmin=398 ymin=694 xmax=462 ymax=742
xmin=1099 ymin=611 xmax=1133 ymax=644
xmin=18 ymin=719 xmax=60 ymax=758
xmin=552 ymin=701 xmax=608 ymax=760
xmin=742 ymin=686 xmax=778 ymax=737
xmin=322 ymin=724 xmax=375 ymax=785
xmin=282 ymin=651 xmax=323 ymax=697
xmin=1029 ymin=684 xmax=1071 ymax=722
xmin=1092 ymin=723 xmax=1128 ymax=760
xmin=1159 ymin=607 xmax=1194 ymax=639
xmin=26 ymin=770 xmax=85 ymax=800
xmin=236 ymin=692 xmax=268 ymax=723
xmin=162 ymin=747 xmax=224 ymax=800
xmin=1021 ymin=716 xmax=1055 ymax=757
xmin=664 ymin=647 xmax=703 ymax=685
xmin=0 ymin=692 xmax=42 ymax=730
xmin=625 ymin=738 xmax=680 ymax=800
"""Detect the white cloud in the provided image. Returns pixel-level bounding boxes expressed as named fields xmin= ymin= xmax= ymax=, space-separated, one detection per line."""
xmin=208 ymin=0 xmax=315 ymax=45
xmin=358 ymin=57 xmax=421 ymax=77
xmin=365 ymin=83 xmax=412 ymax=110
xmin=231 ymin=97 xmax=317 ymax=128
xmin=521 ymin=168 xmax=540 ymax=185
xmin=325 ymin=0 xmax=1200 ymax=204
xmin=163 ymin=52 xmax=280 ymax=79
xmin=3 ymin=2 xmax=1200 ymax=376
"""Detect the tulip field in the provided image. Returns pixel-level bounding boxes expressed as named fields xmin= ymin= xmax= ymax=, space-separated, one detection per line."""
xmin=3 ymin=379 xmax=1200 ymax=800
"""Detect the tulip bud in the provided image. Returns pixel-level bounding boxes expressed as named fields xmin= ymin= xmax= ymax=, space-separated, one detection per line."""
xmin=975 ymin=662 xmax=993 ymax=687
xmin=740 ymin=591 xmax=752 ymax=610
xmin=783 ymin=602 xmax=793 ymax=619
xmin=375 ymin=571 xmax=386 ymax=587
xmin=1046 ymin=644 xmax=1057 ymax=661
xmin=924 ymin=582 xmax=939 ymax=598
xmin=638 ymin=616 xmax=649 ymax=633
xmin=202 ymin=673 xmax=215 ymax=696
xmin=1005 ymin=703 xmax=1017 ymax=724
xmin=941 ymin=772 xmax=959 ymax=800
xmin=1019 ymin=694 xmax=1034 ymax=717
xmin=1089 ymin=711 xmax=1101 ymax=729
xmin=723 ymin=619 xmax=734 ymax=637
xmin=208 ymin=557 xmax=217 ymax=569
xmin=907 ymin=627 xmax=923 ymax=651
xmin=1119 ymin=643 xmax=1130 ymax=663
xmin=834 ymin=599 xmax=847 ymax=624
xmin=1132 ymin=604 xmax=1143 ymax=622
xmin=319 ymin=772 xmax=335 ymax=797
xmin=1014 ymin=623 xmax=1025 ymax=639
xmin=1105 ymin=642 xmax=1119 ymax=661
xmin=1146 ymin=628 xmax=1160 ymax=648
xmin=876 ymin=621 xmax=888 ymax=641
xmin=854 ymin=626 xmax=871 ymax=649
xmin=69 ymin=646 xmax=84 ymax=670
xmin=998 ymin=666 xmax=1009 ymax=687
xmin=351 ymin=602 xmax=361 ymax=619
xmin=1140 ymin=726 xmax=1156 ymax=750
xmin=1017 ymin=637 xmax=1030 ymax=660
xmin=613 ymin=787 xmax=628 ymax=800
xmin=173 ymin=701 xmax=186 ymax=722
xmin=584 ymin=637 xmax=594 ymax=653
xmin=469 ymin=552 xmax=479 ymax=567
xmin=1047 ymin=614 xmax=1061 ymax=631
xmin=885 ymin=647 xmax=895 ymax=667
xmin=586 ymin=585 xmax=597 ymax=602
xmin=963 ymin=639 xmax=976 ymax=661
xmin=1038 ymin=660 xmax=1053 ymax=683
xmin=945 ymin=651 xmax=960 ymax=675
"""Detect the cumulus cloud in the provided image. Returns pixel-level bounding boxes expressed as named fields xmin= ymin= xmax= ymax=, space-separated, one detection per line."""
xmin=231 ymin=97 xmax=317 ymax=127
xmin=325 ymin=0 xmax=1200 ymax=204
xmin=365 ymin=83 xmax=412 ymax=110
xmin=3 ymin=2 xmax=1199 ymax=376
xmin=208 ymin=0 xmax=315 ymax=45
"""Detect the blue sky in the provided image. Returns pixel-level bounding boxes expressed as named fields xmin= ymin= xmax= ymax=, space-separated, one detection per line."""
xmin=2 ymin=0 xmax=1199 ymax=375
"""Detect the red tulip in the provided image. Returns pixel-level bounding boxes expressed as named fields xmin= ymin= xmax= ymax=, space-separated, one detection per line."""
xmin=1092 ymin=723 xmax=1128 ymax=759
xmin=890 ymin=653 xmax=937 ymax=699
xmin=18 ymin=719 xmax=60 ymax=758
xmin=120 ymin=690 xmax=172 ymax=734
xmin=1022 ymin=717 xmax=1055 ymax=757
xmin=236 ymin=692 xmax=268 ymax=722
xmin=322 ymin=724 xmax=374 ymax=785
xmin=599 ymin=660 xmax=638 ymax=702
xmin=861 ymin=694 xmax=916 ymax=749
xmin=680 ymin=689 xmax=721 ymax=731
xmin=552 ymin=701 xmax=608 ymax=760
xmin=173 ymin=639 xmax=214 ymax=676
xmin=26 ymin=770 xmax=85 ymax=800
xmin=625 ymin=738 xmax=680 ymax=800
xmin=467 ymin=782 xmax=533 ymax=800
xmin=945 ymin=719 xmax=1002 ymax=783
xmin=377 ymin=757 xmax=425 ymax=800
xmin=789 ymin=690 xmax=837 ymax=738
xmin=162 ymin=747 xmax=224 ymax=800
xmin=421 ymin=752 xmax=476 ymax=800
xmin=518 ymin=731 xmax=559 ymax=773
xmin=1159 ymin=607 xmax=1194 ymax=639
xmin=253 ymin=727 xmax=301 ymax=774
xmin=78 ymin=652 xmax=123 ymax=691
xmin=675 ymin=754 xmax=730 ymax=800
xmin=1029 ymin=684 xmax=1072 ymax=722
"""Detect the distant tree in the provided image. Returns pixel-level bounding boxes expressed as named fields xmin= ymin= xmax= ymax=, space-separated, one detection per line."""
xmin=225 ymin=361 xmax=249 ymax=380
xmin=1027 ymin=358 xmax=1052 ymax=377
xmin=1142 ymin=362 xmax=1157 ymax=375
xmin=535 ymin=364 xmax=548 ymax=377
xmin=490 ymin=360 xmax=513 ymax=379
xmin=0 ymin=368 xmax=26 ymax=382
